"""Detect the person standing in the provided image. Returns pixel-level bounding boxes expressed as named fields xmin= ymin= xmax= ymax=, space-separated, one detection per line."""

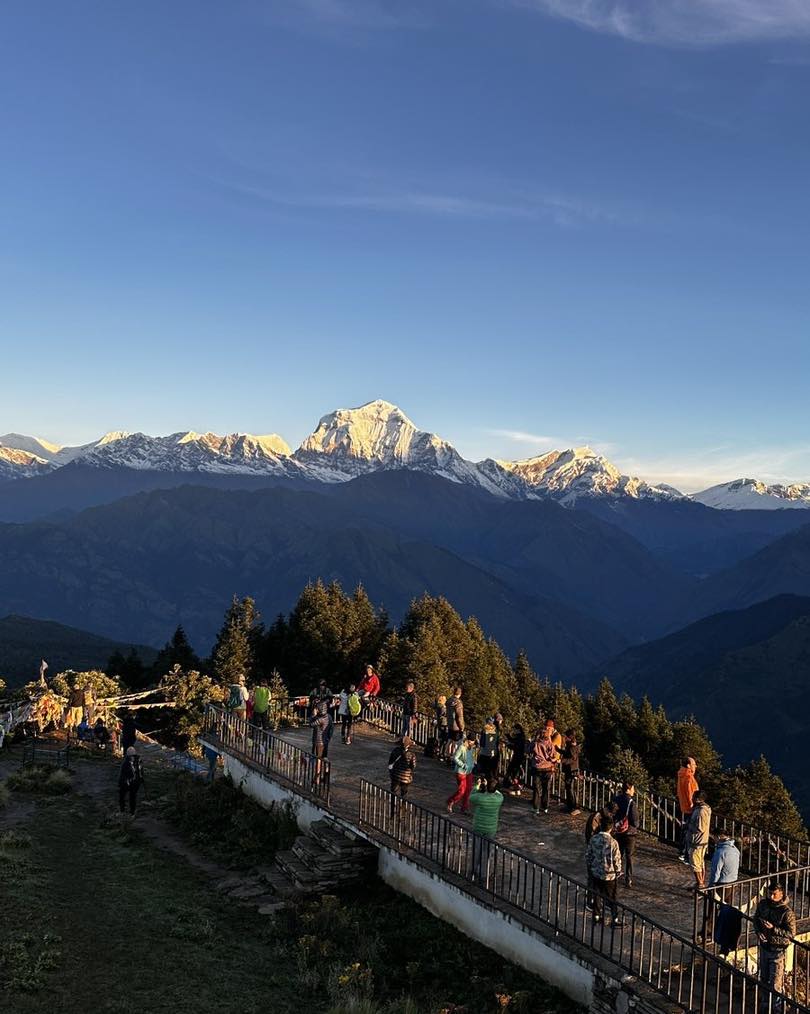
xmin=227 ymin=674 xmax=249 ymax=721
xmin=612 ymin=782 xmax=638 ymax=887
xmin=120 ymin=713 xmax=137 ymax=753
xmin=446 ymin=686 xmax=465 ymax=750
xmin=388 ymin=735 xmax=416 ymax=815
xmin=65 ymin=681 xmax=86 ymax=736
xmin=560 ymin=730 xmax=581 ymax=814
xmin=504 ymin=723 xmax=527 ymax=796
xmin=338 ymin=684 xmax=359 ymax=745
xmin=252 ymin=676 xmax=272 ymax=730
xmin=530 ymin=726 xmax=558 ymax=815
xmin=702 ymin=831 xmax=741 ymax=947
xmin=118 ymin=746 xmax=144 ymax=816
xmin=676 ymin=756 xmax=699 ymax=861
xmin=447 ymin=732 xmax=477 ymax=814
xmin=754 ymin=881 xmax=796 ymax=1012
xmin=310 ymin=701 xmax=334 ymax=758
xmin=402 ymin=681 xmax=418 ymax=739
xmin=469 ymin=776 xmax=504 ymax=887
xmin=586 ymin=814 xmax=623 ymax=926
xmin=476 ymin=717 xmax=500 ymax=780
xmin=434 ymin=695 xmax=449 ymax=760
xmin=686 ymin=790 xmax=712 ymax=889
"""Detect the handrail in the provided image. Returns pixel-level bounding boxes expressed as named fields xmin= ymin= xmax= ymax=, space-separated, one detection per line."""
xmin=358 ymin=778 xmax=810 ymax=1014
xmin=696 ymin=865 xmax=810 ymax=924
xmin=202 ymin=705 xmax=330 ymax=805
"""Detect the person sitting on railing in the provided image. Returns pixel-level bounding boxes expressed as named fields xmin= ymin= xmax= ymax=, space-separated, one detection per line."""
xmin=358 ymin=664 xmax=380 ymax=705
xmin=476 ymin=717 xmax=500 ymax=780
xmin=612 ymin=782 xmax=637 ymax=888
xmin=388 ymin=734 xmax=416 ymax=816
xmin=754 ymin=881 xmax=796 ymax=1012
xmin=686 ymin=790 xmax=712 ymax=889
xmin=503 ymin=723 xmax=526 ymax=796
xmin=401 ymin=680 xmax=418 ymax=739
xmin=676 ymin=756 xmax=699 ymax=862
xmin=447 ymin=732 xmax=477 ymax=814
xmin=560 ymin=730 xmax=582 ymax=815
xmin=530 ymin=726 xmax=558 ymax=816
xmin=586 ymin=814 xmax=624 ymax=926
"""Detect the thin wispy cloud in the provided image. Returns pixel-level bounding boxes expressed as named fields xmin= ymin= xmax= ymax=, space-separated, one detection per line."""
xmin=515 ymin=1 xmax=810 ymax=46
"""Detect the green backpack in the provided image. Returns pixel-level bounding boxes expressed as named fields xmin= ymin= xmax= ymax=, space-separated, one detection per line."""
xmin=227 ymin=685 xmax=244 ymax=711
xmin=348 ymin=693 xmax=362 ymax=717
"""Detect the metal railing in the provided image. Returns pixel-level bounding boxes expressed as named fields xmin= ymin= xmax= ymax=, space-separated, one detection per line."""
xmin=21 ymin=739 xmax=71 ymax=769
xmin=202 ymin=705 xmax=330 ymax=805
xmin=358 ymin=778 xmax=810 ymax=1014
xmin=696 ymin=866 xmax=810 ymax=925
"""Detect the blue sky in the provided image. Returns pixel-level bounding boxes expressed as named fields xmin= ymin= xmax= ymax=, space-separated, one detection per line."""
xmin=1 ymin=1 xmax=809 ymax=491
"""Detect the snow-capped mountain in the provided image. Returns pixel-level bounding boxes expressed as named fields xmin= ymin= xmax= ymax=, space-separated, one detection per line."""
xmin=0 ymin=445 xmax=52 ymax=480
xmin=0 ymin=433 xmax=97 ymax=465
xmin=495 ymin=447 xmax=682 ymax=505
xmin=692 ymin=479 xmax=810 ymax=511
xmin=74 ymin=430 xmax=296 ymax=474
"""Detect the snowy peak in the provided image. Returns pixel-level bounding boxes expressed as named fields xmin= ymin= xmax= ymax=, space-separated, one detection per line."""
xmin=0 ymin=433 xmax=62 ymax=461
xmin=692 ymin=478 xmax=810 ymax=511
xmin=496 ymin=446 xmax=681 ymax=505
xmin=0 ymin=444 xmax=52 ymax=480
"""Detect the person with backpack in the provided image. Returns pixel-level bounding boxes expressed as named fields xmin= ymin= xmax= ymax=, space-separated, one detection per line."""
xmin=120 ymin=713 xmax=137 ymax=753
xmin=252 ymin=676 xmax=272 ymax=730
xmin=503 ymin=723 xmax=527 ymax=795
xmin=401 ymin=680 xmax=418 ymax=739
xmin=476 ymin=717 xmax=500 ymax=780
xmin=434 ymin=695 xmax=449 ymax=760
xmin=612 ymin=782 xmax=638 ymax=887
xmin=530 ymin=726 xmax=558 ymax=815
xmin=388 ymin=735 xmax=416 ymax=816
xmin=227 ymin=674 xmax=249 ymax=721
xmin=586 ymin=814 xmax=623 ymax=925
xmin=560 ymin=730 xmax=581 ymax=814
xmin=447 ymin=732 xmax=477 ymax=814
xmin=339 ymin=684 xmax=361 ymax=745
xmin=118 ymin=746 xmax=145 ymax=816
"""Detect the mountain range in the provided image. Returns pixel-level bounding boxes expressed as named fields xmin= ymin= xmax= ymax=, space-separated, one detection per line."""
xmin=3 ymin=399 xmax=808 ymax=511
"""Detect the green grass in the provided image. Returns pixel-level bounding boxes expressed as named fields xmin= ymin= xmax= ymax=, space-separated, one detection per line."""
xmin=6 ymin=766 xmax=72 ymax=795
xmin=0 ymin=780 xmax=580 ymax=1014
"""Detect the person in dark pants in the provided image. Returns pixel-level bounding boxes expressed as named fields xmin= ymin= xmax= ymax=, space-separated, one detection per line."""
xmin=586 ymin=814 xmax=623 ymax=925
xmin=118 ymin=746 xmax=144 ymax=816
xmin=612 ymin=782 xmax=638 ymax=887
xmin=388 ymin=735 xmax=416 ymax=816
xmin=120 ymin=713 xmax=137 ymax=753
xmin=504 ymin=723 xmax=527 ymax=796
xmin=530 ymin=727 xmax=557 ymax=815
xmin=754 ymin=881 xmax=796 ymax=1013
xmin=402 ymin=681 xmax=418 ymax=739
xmin=560 ymin=730 xmax=581 ymax=814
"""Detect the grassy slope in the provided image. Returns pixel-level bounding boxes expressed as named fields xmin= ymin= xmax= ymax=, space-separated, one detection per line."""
xmin=0 ymin=773 xmax=579 ymax=1014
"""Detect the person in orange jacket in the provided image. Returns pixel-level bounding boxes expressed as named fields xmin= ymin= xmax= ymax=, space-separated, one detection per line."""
xmin=676 ymin=756 xmax=699 ymax=861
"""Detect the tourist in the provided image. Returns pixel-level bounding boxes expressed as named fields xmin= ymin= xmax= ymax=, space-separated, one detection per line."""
xmin=120 ymin=713 xmax=137 ymax=752
xmin=93 ymin=717 xmax=111 ymax=750
xmin=530 ymin=725 xmax=558 ymax=815
xmin=469 ymin=776 xmax=504 ymax=887
xmin=447 ymin=732 xmax=477 ymax=814
xmin=493 ymin=713 xmax=505 ymax=770
xmin=585 ymin=803 xmax=618 ymax=843
xmin=676 ymin=756 xmax=699 ymax=861
xmin=309 ymin=679 xmax=333 ymax=713
xmin=612 ymin=782 xmax=638 ymax=887
xmin=402 ymin=680 xmax=418 ymax=738
xmin=388 ymin=735 xmax=417 ymax=815
xmin=434 ymin=694 xmax=449 ymax=759
xmin=118 ymin=745 xmax=145 ymax=816
xmin=310 ymin=700 xmax=334 ymax=759
xmin=202 ymin=744 xmax=219 ymax=783
xmin=503 ymin=723 xmax=527 ymax=796
xmin=754 ymin=881 xmax=796 ymax=1012
xmin=560 ymin=729 xmax=581 ymax=814
xmin=227 ymin=674 xmax=249 ymax=722
xmin=686 ymin=790 xmax=712 ymax=889
xmin=476 ymin=716 xmax=500 ymax=780
xmin=76 ymin=715 xmax=93 ymax=742
xmin=708 ymin=831 xmax=741 ymax=890
xmin=252 ymin=676 xmax=272 ymax=730
xmin=65 ymin=680 xmax=86 ymax=736
xmin=586 ymin=814 xmax=623 ymax=926
xmin=701 ymin=831 xmax=742 ymax=946
xmin=357 ymin=664 xmax=381 ymax=718
xmin=446 ymin=686 xmax=465 ymax=748
xmin=338 ymin=684 xmax=359 ymax=745
xmin=543 ymin=718 xmax=562 ymax=757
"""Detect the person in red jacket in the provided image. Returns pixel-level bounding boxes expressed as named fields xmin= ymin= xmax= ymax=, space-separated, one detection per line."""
xmin=358 ymin=663 xmax=381 ymax=721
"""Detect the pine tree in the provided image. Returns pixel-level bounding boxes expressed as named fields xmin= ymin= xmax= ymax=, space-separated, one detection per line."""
xmin=211 ymin=596 xmax=260 ymax=686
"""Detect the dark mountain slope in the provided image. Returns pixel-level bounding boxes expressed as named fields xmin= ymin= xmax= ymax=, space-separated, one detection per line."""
xmin=0 ymin=614 xmax=157 ymax=687
xmin=580 ymin=497 xmax=810 ymax=576
xmin=0 ymin=485 xmax=627 ymax=676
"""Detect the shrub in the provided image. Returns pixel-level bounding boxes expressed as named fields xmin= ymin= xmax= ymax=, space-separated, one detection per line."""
xmin=7 ymin=765 xmax=72 ymax=795
xmin=0 ymin=780 xmax=9 ymax=809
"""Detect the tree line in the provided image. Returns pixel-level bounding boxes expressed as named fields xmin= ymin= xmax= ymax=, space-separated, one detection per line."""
xmin=107 ymin=579 xmax=807 ymax=839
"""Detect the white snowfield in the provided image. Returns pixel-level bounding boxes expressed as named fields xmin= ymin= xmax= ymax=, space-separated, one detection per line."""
xmin=1 ymin=403 xmax=807 ymax=510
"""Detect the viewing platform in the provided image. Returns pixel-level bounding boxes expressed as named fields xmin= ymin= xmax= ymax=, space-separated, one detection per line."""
xmin=200 ymin=704 xmax=810 ymax=1014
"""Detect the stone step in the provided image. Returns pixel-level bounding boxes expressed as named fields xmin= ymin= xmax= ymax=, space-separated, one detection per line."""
xmin=309 ymin=819 xmax=377 ymax=860
xmin=257 ymin=867 xmax=302 ymax=899
xmin=275 ymin=851 xmax=341 ymax=893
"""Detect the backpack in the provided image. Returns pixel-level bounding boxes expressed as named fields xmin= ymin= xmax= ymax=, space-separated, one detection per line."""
xmin=614 ymin=815 xmax=629 ymax=835
xmin=348 ymin=693 xmax=361 ymax=717
xmin=227 ymin=685 xmax=243 ymax=711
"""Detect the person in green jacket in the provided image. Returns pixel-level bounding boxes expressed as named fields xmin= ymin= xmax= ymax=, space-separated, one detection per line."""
xmin=469 ymin=777 xmax=504 ymax=888
xmin=252 ymin=677 xmax=272 ymax=730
